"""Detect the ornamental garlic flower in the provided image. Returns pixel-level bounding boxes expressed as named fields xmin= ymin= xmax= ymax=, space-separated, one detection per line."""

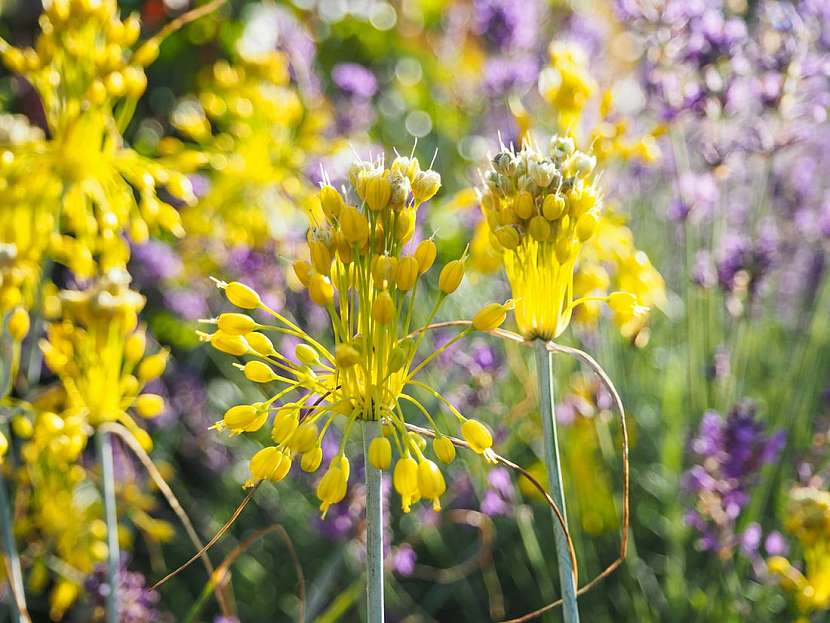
xmin=27 ymin=269 xmax=167 ymax=459
xmin=768 ymin=487 xmax=830 ymax=620
xmin=0 ymin=0 xmax=196 ymax=274
xmin=479 ymin=135 xmax=644 ymax=340
xmin=205 ymin=152 xmax=500 ymax=515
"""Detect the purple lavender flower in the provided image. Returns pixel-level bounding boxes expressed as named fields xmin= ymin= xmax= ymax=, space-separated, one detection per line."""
xmin=392 ymin=543 xmax=417 ymax=576
xmin=86 ymin=562 xmax=167 ymax=623
xmin=683 ymin=402 xmax=785 ymax=554
xmin=480 ymin=467 xmax=515 ymax=517
xmin=129 ymin=242 xmax=183 ymax=283
xmin=332 ymin=63 xmax=377 ymax=99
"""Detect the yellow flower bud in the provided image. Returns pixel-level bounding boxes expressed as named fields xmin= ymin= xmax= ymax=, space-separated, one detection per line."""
xmin=542 ymin=194 xmax=566 ymax=220
xmin=575 ymin=211 xmax=598 ymax=242
xmin=295 ymin=343 xmax=319 ymax=366
xmin=11 ymin=415 xmax=33 ymax=439
xmin=371 ymin=255 xmax=398 ymax=285
xmin=8 ymin=307 xmax=29 ymax=341
xmin=368 ymin=436 xmax=392 ymax=470
xmin=301 ymin=446 xmax=323 ymax=472
xmin=134 ymin=394 xmax=164 ymax=418
xmin=209 ymin=331 xmax=249 ymax=356
xmin=132 ymin=40 xmax=159 ymax=66
xmin=340 ymin=205 xmax=370 ymax=246
xmin=472 ymin=301 xmax=512 ymax=331
xmin=245 ymin=332 xmax=276 ymax=356
xmin=243 ymin=360 xmax=277 ymax=383
xmin=396 ymin=207 xmax=417 ymax=243
xmin=0 ymin=431 xmax=7 ymax=461
xmin=290 ymin=423 xmax=318 ymax=454
xmin=461 ymin=419 xmax=493 ymax=454
xmin=249 ymin=447 xmax=284 ymax=481
xmin=271 ymin=408 xmax=299 ymax=444
xmin=372 ymin=291 xmax=395 ymax=325
xmin=433 ymin=436 xmax=456 ymax=464
xmin=366 ymin=171 xmax=393 ymax=212
xmin=555 ymin=237 xmax=573 ymax=263
xmin=767 ymin=556 xmax=790 ymax=574
xmin=608 ymin=291 xmax=637 ymax=314
xmin=412 ymin=170 xmax=441 ymax=203
xmin=392 ymin=155 xmax=420 ymax=181
xmin=393 ymin=456 xmax=419 ymax=513
xmin=438 ymin=259 xmax=465 ymax=294
xmin=495 ymin=226 xmax=520 ymax=250
xmin=320 ymin=185 xmax=344 ymax=219
xmin=417 ymin=459 xmax=446 ymax=511
xmin=514 ymin=191 xmax=534 ymax=220
xmin=223 ymin=404 xmax=267 ymax=433
xmin=217 ymin=312 xmax=257 ymax=335
xmin=224 ymin=282 xmax=261 ymax=309
xmin=309 ymin=273 xmax=334 ymax=306
xmin=387 ymin=343 xmax=408 ymax=373
xmin=414 ymin=239 xmax=437 ymax=274
xmin=317 ymin=455 xmax=350 ymax=516
xmin=125 ymin=331 xmax=146 ymax=362
xmin=528 ymin=215 xmax=551 ymax=241
xmin=293 ymin=260 xmax=313 ymax=288
xmin=335 ymin=343 xmax=360 ymax=368
xmin=136 ymin=352 xmax=166 ymax=383
xmin=309 ymin=240 xmax=332 ymax=276
xmin=395 ymin=256 xmax=419 ymax=291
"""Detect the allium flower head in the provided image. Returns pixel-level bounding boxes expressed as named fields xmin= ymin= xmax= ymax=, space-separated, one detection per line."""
xmin=29 ymin=269 xmax=167 ymax=460
xmin=204 ymin=152 xmax=503 ymax=516
xmin=769 ymin=486 xmax=830 ymax=618
xmin=0 ymin=0 xmax=195 ymax=274
xmin=479 ymin=135 xmax=647 ymax=340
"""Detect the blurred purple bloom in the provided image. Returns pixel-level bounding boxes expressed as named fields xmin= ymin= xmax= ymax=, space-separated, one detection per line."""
xmin=86 ymin=562 xmax=166 ymax=623
xmin=392 ymin=543 xmax=417 ymax=576
xmin=683 ymin=402 xmax=785 ymax=554
xmin=130 ymin=241 xmax=183 ymax=283
xmin=332 ymin=63 xmax=377 ymax=99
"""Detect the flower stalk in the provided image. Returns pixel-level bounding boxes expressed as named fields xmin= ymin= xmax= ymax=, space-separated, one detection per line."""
xmin=534 ymin=341 xmax=580 ymax=622
xmin=363 ymin=420 xmax=384 ymax=623
xmin=96 ymin=429 xmax=120 ymax=623
xmin=0 ymin=464 xmax=28 ymax=623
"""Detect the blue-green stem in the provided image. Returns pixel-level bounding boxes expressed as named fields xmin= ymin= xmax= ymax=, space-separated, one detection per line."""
xmin=362 ymin=420 xmax=384 ymax=623
xmin=534 ymin=341 xmax=579 ymax=623
xmin=0 ymin=465 xmax=27 ymax=623
xmin=96 ymin=429 xmax=120 ymax=623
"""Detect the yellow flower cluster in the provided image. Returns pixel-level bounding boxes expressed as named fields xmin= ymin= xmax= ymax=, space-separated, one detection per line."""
xmin=538 ymin=43 xmax=597 ymax=131
xmin=479 ymin=135 xmax=646 ymax=340
xmin=19 ymin=270 xmax=168 ymax=460
xmin=203 ymin=153 xmax=505 ymax=515
xmin=769 ymin=487 xmax=830 ymax=621
xmin=0 ymin=0 xmax=194 ymax=278
xmin=573 ymin=214 xmax=665 ymax=343
xmin=164 ymin=50 xmax=336 ymax=248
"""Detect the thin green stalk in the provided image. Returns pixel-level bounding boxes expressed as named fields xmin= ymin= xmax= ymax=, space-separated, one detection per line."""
xmin=534 ymin=341 xmax=579 ymax=623
xmin=362 ymin=421 xmax=384 ymax=623
xmin=96 ymin=429 xmax=120 ymax=623
xmin=0 ymin=469 xmax=26 ymax=623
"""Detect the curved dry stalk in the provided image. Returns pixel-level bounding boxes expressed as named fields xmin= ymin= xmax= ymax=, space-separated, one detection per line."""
xmin=151 ymin=482 xmax=261 ymax=591
xmin=403 ymin=424 xmax=578 ymax=586
xmin=406 ymin=509 xmax=496 ymax=584
xmin=207 ymin=524 xmax=305 ymax=623
xmin=404 ymin=323 xmax=632 ymax=623
xmin=148 ymin=0 xmax=228 ymax=45
xmin=99 ymin=423 xmax=233 ymax=617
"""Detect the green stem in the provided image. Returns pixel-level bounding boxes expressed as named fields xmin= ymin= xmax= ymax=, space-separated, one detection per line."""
xmin=362 ymin=421 xmax=384 ymax=623
xmin=534 ymin=341 xmax=579 ymax=623
xmin=96 ymin=429 xmax=120 ymax=623
xmin=0 ymin=470 xmax=26 ymax=623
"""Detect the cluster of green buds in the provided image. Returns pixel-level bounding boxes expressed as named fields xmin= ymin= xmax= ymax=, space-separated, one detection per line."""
xmin=202 ymin=152 xmax=510 ymax=516
xmin=480 ymin=135 xmax=642 ymax=340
